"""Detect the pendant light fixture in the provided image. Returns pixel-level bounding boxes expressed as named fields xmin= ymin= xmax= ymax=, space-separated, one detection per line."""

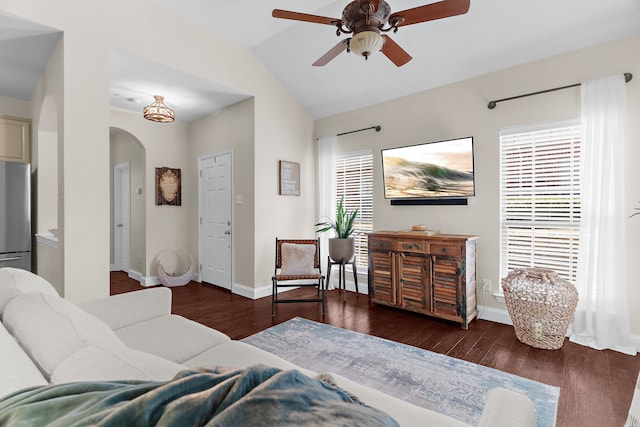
xmin=143 ymin=95 xmax=175 ymax=123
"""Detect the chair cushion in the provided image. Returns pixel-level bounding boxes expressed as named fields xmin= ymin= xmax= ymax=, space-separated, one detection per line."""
xmin=280 ymin=243 xmax=316 ymax=275
xmin=51 ymin=344 xmax=184 ymax=384
xmin=2 ymin=292 xmax=126 ymax=378
xmin=0 ymin=267 xmax=58 ymax=316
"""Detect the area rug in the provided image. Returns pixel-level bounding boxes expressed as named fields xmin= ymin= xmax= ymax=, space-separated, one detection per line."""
xmin=242 ymin=317 xmax=559 ymax=427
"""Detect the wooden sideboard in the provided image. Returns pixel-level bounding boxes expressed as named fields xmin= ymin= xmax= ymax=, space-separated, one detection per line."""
xmin=368 ymin=231 xmax=478 ymax=329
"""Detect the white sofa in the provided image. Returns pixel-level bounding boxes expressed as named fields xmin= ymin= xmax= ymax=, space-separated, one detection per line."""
xmin=0 ymin=268 xmax=535 ymax=426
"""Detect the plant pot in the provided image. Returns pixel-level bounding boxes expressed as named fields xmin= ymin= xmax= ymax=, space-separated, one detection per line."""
xmin=329 ymin=238 xmax=355 ymax=263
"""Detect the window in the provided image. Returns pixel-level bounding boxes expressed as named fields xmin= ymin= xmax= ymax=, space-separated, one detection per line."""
xmin=336 ymin=150 xmax=373 ymax=271
xmin=500 ymin=121 xmax=581 ymax=283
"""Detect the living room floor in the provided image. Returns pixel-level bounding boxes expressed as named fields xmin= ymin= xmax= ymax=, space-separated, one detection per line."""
xmin=111 ymin=271 xmax=639 ymax=427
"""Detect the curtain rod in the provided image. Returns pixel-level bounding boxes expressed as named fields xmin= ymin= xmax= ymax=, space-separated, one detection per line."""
xmin=336 ymin=125 xmax=381 ymax=137
xmin=487 ymin=72 xmax=633 ymax=110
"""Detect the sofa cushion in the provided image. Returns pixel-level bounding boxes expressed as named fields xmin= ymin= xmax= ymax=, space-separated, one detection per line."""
xmin=182 ymin=341 xmax=311 ymax=374
xmin=51 ymin=344 xmax=184 ymax=384
xmin=182 ymin=342 xmax=469 ymax=427
xmin=0 ymin=322 xmax=48 ymax=399
xmin=80 ymin=287 xmax=172 ymax=330
xmin=2 ymin=292 xmax=125 ymax=379
xmin=0 ymin=267 xmax=58 ymax=316
xmin=328 ymin=372 xmax=471 ymax=427
xmin=114 ymin=315 xmax=231 ymax=364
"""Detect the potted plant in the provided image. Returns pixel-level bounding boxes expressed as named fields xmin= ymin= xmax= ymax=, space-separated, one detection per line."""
xmin=315 ymin=196 xmax=358 ymax=263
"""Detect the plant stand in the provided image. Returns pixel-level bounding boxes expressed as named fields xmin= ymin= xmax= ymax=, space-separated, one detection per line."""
xmin=326 ymin=256 xmax=358 ymax=302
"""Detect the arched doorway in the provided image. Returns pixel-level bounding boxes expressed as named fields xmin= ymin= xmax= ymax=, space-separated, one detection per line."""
xmin=109 ymin=127 xmax=146 ymax=280
xmin=34 ymin=94 xmax=63 ymax=295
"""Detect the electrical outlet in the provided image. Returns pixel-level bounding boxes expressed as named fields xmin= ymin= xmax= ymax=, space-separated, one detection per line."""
xmin=482 ymin=279 xmax=491 ymax=292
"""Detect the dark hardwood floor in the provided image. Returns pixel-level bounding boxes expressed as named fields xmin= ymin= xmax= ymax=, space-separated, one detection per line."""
xmin=111 ymin=271 xmax=639 ymax=427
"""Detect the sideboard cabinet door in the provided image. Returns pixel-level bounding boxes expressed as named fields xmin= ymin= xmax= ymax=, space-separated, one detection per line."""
xmin=369 ymin=250 xmax=396 ymax=305
xmin=432 ymin=257 xmax=462 ymax=320
xmin=398 ymin=253 xmax=431 ymax=312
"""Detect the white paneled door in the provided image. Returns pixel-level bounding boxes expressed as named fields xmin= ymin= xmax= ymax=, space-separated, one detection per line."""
xmin=113 ymin=162 xmax=130 ymax=272
xmin=199 ymin=151 xmax=233 ymax=290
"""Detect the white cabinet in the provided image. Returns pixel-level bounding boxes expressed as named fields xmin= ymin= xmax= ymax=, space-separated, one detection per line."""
xmin=0 ymin=116 xmax=31 ymax=163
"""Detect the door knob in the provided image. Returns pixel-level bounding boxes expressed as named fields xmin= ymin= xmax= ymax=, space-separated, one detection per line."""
xmin=224 ymin=230 xmax=231 ymax=235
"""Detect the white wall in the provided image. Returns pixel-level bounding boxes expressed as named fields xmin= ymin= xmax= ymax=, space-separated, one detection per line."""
xmin=315 ymin=34 xmax=640 ymax=333
xmin=3 ymin=0 xmax=315 ymax=302
xmin=189 ymin=98 xmax=255 ymax=290
xmin=29 ymin=37 xmax=64 ymax=296
xmin=0 ymin=97 xmax=31 ymax=119
xmin=36 ymin=129 xmax=57 ymax=233
xmin=253 ymin=91 xmax=316 ymax=290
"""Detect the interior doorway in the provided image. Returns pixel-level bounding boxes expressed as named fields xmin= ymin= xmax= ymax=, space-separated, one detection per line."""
xmin=198 ymin=150 xmax=233 ymax=290
xmin=109 ymin=127 xmax=145 ymax=280
xmin=113 ymin=162 xmax=130 ymax=273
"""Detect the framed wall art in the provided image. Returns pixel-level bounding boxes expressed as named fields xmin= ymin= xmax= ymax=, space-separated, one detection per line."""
xmin=156 ymin=167 xmax=182 ymax=206
xmin=278 ymin=160 xmax=300 ymax=196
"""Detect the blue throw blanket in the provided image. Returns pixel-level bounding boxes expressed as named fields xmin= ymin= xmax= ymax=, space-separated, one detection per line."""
xmin=0 ymin=364 xmax=399 ymax=426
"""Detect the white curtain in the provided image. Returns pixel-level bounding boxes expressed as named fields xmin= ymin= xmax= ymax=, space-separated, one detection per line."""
xmin=317 ymin=136 xmax=336 ymax=286
xmin=569 ymin=74 xmax=636 ymax=355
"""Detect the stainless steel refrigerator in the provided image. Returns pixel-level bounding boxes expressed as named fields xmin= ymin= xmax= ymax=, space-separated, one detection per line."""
xmin=0 ymin=161 xmax=31 ymax=271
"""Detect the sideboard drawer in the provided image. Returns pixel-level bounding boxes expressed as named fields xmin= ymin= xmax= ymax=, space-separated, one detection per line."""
xmin=430 ymin=244 xmax=461 ymax=257
xmin=398 ymin=240 xmax=426 ymax=253
xmin=370 ymin=238 xmax=395 ymax=251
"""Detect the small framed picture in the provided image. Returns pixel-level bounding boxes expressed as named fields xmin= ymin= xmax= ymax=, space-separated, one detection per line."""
xmin=278 ymin=160 xmax=300 ymax=196
xmin=156 ymin=167 xmax=181 ymax=206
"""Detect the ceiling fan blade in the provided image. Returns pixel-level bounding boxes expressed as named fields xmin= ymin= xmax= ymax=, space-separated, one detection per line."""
xmin=313 ymin=39 xmax=350 ymax=66
xmin=272 ymin=9 xmax=339 ymax=26
xmin=389 ymin=0 xmax=470 ymax=27
xmin=381 ymin=35 xmax=412 ymax=67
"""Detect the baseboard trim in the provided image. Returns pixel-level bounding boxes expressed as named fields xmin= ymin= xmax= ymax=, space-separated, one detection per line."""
xmin=327 ymin=275 xmax=368 ymax=295
xmin=116 ymin=275 xmax=640 ymax=351
xmin=247 ymin=284 xmax=302 ymax=300
xmin=477 ymin=305 xmax=513 ymax=325
xmin=233 ymin=283 xmax=267 ymax=299
xmin=476 ymin=306 xmax=640 ymax=353
xmin=130 ymin=270 xmax=160 ymax=287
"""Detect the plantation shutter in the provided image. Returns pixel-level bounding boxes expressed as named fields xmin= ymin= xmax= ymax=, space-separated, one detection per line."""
xmin=336 ymin=150 xmax=373 ymax=271
xmin=499 ymin=121 xmax=581 ymax=284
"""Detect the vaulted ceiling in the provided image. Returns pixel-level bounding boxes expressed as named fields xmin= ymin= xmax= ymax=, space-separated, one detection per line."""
xmin=2 ymin=1 xmax=640 ymax=121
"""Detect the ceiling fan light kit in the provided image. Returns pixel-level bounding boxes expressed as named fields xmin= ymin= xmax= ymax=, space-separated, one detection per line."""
xmin=143 ymin=95 xmax=175 ymax=123
xmin=349 ymin=31 xmax=384 ymax=59
xmin=273 ymin=0 xmax=470 ymax=67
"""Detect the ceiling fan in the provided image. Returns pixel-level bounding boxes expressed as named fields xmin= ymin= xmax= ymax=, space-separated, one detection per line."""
xmin=272 ymin=0 xmax=470 ymax=67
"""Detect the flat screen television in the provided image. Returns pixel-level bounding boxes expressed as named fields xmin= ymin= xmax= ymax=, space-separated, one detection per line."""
xmin=381 ymin=136 xmax=475 ymax=201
